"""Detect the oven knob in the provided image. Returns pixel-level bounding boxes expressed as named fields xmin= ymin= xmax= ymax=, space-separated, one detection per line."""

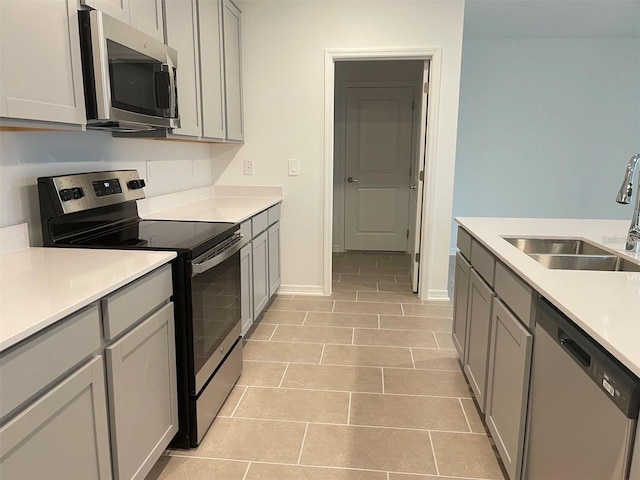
xmin=59 ymin=189 xmax=73 ymax=202
xmin=71 ymin=187 xmax=84 ymax=199
xmin=127 ymin=179 xmax=146 ymax=190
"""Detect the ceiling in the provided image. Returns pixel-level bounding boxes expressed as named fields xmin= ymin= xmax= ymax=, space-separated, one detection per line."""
xmin=463 ymin=0 xmax=640 ymax=39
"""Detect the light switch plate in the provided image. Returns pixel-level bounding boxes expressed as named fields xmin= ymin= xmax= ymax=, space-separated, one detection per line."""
xmin=244 ymin=159 xmax=254 ymax=175
xmin=288 ymin=159 xmax=299 ymax=176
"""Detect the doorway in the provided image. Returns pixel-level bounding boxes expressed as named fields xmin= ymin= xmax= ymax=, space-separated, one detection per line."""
xmin=332 ymin=60 xmax=427 ymax=292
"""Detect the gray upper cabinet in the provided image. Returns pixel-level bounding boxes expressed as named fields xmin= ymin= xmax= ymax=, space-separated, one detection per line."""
xmin=198 ymin=0 xmax=227 ymax=140
xmin=0 ymin=0 xmax=86 ymax=127
xmin=222 ymin=0 xmax=244 ymax=142
xmin=82 ymin=0 xmax=165 ymax=42
xmin=163 ymin=0 xmax=204 ymax=138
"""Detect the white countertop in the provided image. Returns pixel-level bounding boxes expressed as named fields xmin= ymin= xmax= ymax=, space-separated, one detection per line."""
xmin=456 ymin=217 xmax=640 ymax=377
xmin=138 ymin=185 xmax=283 ymax=223
xmin=0 ymin=247 xmax=176 ymax=352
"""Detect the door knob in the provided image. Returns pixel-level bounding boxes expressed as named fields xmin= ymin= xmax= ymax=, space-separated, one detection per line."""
xmin=347 ymin=177 xmax=359 ymax=183
xmin=409 ymin=185 xmax=418 ymax=190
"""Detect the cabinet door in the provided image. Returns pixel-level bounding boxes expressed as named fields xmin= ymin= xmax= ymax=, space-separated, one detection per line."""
xmin=222 ymin=0 xmax=244 ymax=141
xmin=485 ymin=298 xmax=532 ymax=480
xmin=452 ymin=252 xmax=471 ymax=363
xmin=129 ymin=0 xmax=164 ymax=42
xmin=268 ymin=222 xmax=281 ymax=297
xmin=82 ymin=0 xmax=131 ymax=24
xmin=164 ymin=0 xmax=202 ymax=137
xmin=252 ymin=230 xmax=270 ymax=319
xmin=198 ymin=0 xmax=226 ymax=140
xmin=0 ymin=0 xmax=86 ymax=126
xmin=463 ymin=269 xmax=495 ymax=413
xmin=105 ymin=303 xmax=178 ymax=480
xmin=241 ymin=243 xmax=254 ymax=335
xmin=0 ymin=357 xmax=112 ymax=480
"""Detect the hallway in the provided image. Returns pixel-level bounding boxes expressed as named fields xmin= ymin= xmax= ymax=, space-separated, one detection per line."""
xmin=148 ymin=252 xmax=505 ymax=479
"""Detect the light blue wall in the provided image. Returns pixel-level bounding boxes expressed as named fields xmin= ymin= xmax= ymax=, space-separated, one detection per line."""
xmin=452 ymin=37 xmax=640 ymax=249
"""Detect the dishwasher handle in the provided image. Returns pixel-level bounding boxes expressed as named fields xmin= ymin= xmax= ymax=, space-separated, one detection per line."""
xmin=558 ymin=330 xmax=591 ymax=369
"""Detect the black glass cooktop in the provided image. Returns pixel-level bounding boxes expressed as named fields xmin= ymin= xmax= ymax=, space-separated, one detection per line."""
xmin=66 ymin=219 xmax=238 ymax=258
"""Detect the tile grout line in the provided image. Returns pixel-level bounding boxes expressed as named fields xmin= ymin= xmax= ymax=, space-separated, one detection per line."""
xmin=381 ymin=367 xmax=385 ymax=394
xmin=347 ymin=391 xmax=352 ymax=425
xmin=301 ymin=311 xmax=309 ymax=326
xmin=296 ymin=422 xmax=310 ymax=465
xmin=318 ymin=343 xmax=326 ymax=364
xmin=351 ymin=327 xmax=355 ymax=345
xmin=241 ymin=462 xmax=251 ymax=480
xmin=229 ymin=386 xmax=249 ymax=417
xmin=428 ymin=430 xmax=441 ymax=477
xmin=433 ymin=331 xmax=441 ymax=349
xmin=267 ymin=324 xmax=279 ymax=342
xmin=459 ymin=397 xmax=473 ymax=433
xmin=278 ymin=363 xmax=290 ymax=388
xmin=409 ymin=347 xmax=416 ymax=369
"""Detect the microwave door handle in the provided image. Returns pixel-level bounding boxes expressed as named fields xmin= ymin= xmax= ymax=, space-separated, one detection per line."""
xmin=168 ymin=65 xmax=178 ymax=116
xmin=154 ymin=68 xmax=171 ymax=110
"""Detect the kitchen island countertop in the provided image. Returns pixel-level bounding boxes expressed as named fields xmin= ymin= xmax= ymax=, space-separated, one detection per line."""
xmin=456 ymin=217 xmax=640 ymax=377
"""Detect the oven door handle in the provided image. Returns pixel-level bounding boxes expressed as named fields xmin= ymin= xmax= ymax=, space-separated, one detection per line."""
xmin=191 ymin=236 xmax=244 ymax=276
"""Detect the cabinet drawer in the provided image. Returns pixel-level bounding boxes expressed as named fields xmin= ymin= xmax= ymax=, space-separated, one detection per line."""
xmin=0 ymin=304 xmax=101 ymax=420
xmin=252 ymin=210 xmax=269 ymax=236
xmin=102 ymin=264 xmax=172 ymax=341
xmin=240 ymin=219 xmax=252 ymax=242
xmin=457 ymin=226 xmax=472 ymax=260
xmin=471 ymin=239 xmax=495 ymax=287
xmin=268 ymin=203 xmax=281 ymax=225
xmin=495 ymin=262 xmax=534 ymax=330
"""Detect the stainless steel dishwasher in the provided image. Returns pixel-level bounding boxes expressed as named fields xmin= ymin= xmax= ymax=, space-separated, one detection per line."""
xmin=524 ymin=297 xmax=639 ymax=480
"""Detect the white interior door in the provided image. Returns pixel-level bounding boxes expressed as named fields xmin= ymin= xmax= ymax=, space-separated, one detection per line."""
xmin=344 ymin=86 xmax=414 ymax=251
xmin=408 ymin=63 xmax=430 ymax=292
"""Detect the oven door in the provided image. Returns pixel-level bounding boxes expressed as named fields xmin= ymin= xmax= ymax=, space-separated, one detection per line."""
xmin=190 ymin=234 xmax=243 ymax=395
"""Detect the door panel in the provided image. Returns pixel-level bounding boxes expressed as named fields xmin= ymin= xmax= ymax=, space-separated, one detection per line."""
xmin=345 ymin=87 xmax=414 ymax=251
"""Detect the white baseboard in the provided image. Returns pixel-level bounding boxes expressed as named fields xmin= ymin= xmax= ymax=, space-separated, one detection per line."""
xmin=426 ymin=289 xmax=451 ymax=302
xmin=278 ymin=284 xmax=325 ymax=296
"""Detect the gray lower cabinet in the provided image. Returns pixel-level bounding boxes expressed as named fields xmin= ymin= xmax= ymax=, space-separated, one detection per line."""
xmin=463 ymin=268 xmax=495 ymax=414
xmin=268 ymin=221 xmax=281 ymax=296
xmin=105 ymin=302 xmax=177 ymax=480
xmin=240 ymin=242 xmax=254 ymax=335
xmin=485 ymin=298 xmax=533 ymax=480
xmin=0 ymin=264 xmax=177 ymax=480
xmin=252 ymin=230 xmax=270 ymax=319
xmin=0 ymin=356 xmax=112 ymax=479
xmin=452 ymin=251 xmax=471 ymax=363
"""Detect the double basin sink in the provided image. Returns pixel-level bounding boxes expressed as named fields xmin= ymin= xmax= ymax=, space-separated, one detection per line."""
xmin=503 ymin=237 xmax=640 ymax=272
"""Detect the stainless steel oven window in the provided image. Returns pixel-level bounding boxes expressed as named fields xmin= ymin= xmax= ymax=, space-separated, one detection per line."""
xmin=190 ymin=248 xmax=242 ymax=392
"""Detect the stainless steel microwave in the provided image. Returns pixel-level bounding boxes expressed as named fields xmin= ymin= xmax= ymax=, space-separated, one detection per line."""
xmin=78 ymin=10 xmax=180 ymax=132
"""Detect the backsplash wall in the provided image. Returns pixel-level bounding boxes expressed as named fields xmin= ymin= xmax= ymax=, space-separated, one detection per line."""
xmin=0 ymin=130 xmax=234 ymax=246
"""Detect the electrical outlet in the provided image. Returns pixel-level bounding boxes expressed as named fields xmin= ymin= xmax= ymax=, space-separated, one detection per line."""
xmin=288 ymin=159 xmax=299 ymax=176
xmin=244 ymin=159 xmax=254 ymax=175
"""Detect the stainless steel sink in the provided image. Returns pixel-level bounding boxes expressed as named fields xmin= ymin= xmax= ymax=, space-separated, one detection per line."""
xmin=503 ymin=237 xmax=640 ymax=272
xmin=503 ymin=237 xmax=611 ymax=256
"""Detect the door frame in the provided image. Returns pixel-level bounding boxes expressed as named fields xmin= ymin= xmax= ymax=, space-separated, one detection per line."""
xmin=334 ymin=81 xmax=422 ymax=253
xmin=324 ymin=47 xmax=446 ymax=300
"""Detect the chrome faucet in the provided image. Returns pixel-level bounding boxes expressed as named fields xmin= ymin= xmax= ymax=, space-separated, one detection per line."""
xmin=616 ymin=153 xmax=640 ymax=253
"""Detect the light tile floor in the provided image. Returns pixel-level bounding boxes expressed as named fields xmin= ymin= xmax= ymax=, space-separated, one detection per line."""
xmin=147 ymin=252 xmax=506 ymax=480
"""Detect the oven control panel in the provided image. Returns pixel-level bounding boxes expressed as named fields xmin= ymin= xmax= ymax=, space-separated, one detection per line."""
xmin=38 ymin=170 xmax=146 ymax=214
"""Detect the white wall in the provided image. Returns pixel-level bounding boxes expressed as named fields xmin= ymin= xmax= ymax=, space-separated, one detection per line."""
xmin=452 ymin=37 xmax=640 ymax=249
xmin=0 ymin=130 xmax=230 ymax=245
xmin=213 ymin=0 xmax=465 ymax=294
